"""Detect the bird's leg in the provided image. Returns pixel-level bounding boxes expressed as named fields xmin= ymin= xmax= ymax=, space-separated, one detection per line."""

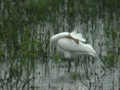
xmin=68 ymin=58 xmax=72 ymax=72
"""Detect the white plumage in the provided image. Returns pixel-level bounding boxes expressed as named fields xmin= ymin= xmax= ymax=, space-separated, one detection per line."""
xmin=70 ymin=31 xmax=86 ymax=42
xmin=50 ymin=31 xmax=97 ymax=58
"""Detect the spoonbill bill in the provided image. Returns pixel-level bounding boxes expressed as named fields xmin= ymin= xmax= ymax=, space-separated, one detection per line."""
xmin=50 ymin=31 xmax=97 ymax=72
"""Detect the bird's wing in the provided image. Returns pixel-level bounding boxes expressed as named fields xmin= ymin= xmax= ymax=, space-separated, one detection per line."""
xmin=57 ymin=38 xmax=85 ymax=52
xmin=57 ymin=38 xmax=96 ymax=56
xmin=70 ymin=31 xmax=86 ymax=42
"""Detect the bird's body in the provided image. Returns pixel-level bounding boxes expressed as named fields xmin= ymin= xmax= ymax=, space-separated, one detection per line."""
xmin=50 ymin=31 xmax=97 ymax=58
xmin=50 ymin=31 xmax=102 ymax=72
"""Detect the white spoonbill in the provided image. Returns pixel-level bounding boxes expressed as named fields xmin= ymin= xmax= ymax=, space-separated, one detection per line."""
xmin=50 ymin=31 xmax=97 ymax=72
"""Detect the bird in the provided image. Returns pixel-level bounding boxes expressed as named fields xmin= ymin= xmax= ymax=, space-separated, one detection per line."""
xmin=50 ymin=31 xmax=97 ymax=72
